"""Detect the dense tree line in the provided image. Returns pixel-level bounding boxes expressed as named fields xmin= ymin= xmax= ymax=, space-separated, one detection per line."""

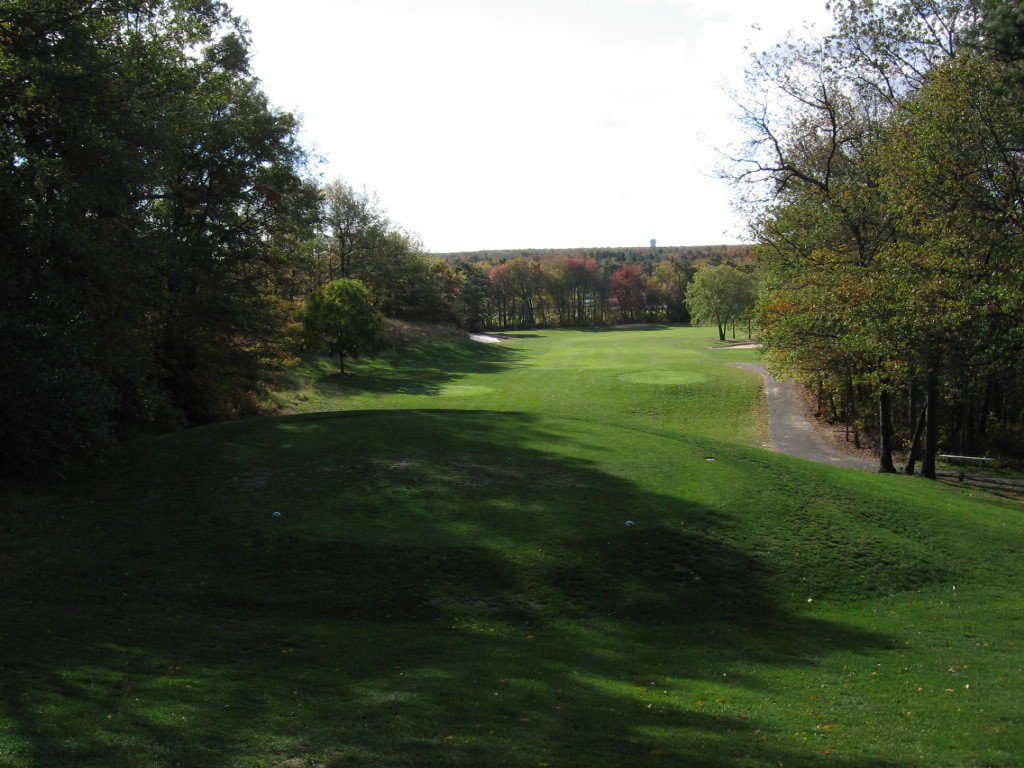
xmin=1 ymin=0 xmax=322 ymax=477
xmin=438 ymin=244 xmax=753 ymax=269
xmin=444 ymin=247 xmax=758 ymax=331
xmin=478 ymin=255 xmax=701 ymax=329
xmin=0 ymin=0 xmax=465 ymax=478
xmin=731 ymin=0 xmax=1024 ymax=472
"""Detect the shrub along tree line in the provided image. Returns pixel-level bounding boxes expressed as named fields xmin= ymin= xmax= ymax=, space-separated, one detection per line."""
xmin=730 ymin=0 xmax=1024 ymax=474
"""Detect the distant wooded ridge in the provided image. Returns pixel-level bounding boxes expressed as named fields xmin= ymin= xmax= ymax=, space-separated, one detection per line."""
xmin=433 ymin=244 xmax=754 ymax=265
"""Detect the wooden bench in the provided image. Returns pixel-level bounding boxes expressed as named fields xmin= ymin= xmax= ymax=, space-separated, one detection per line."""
xmin=939 ymin=454 xmax=995 ymax=466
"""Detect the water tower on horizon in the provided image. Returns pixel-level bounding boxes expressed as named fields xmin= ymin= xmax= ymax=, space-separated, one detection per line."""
xmin=649 ymin=238 xmax=657 ymax=249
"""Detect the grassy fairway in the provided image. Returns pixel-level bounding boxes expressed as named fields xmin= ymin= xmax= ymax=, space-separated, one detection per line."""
xmin=1 ymin=326 xmax=1021 ymax=767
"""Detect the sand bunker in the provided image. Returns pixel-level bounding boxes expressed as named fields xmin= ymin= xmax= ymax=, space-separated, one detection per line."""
xmin=470 ymin=333 xmax=504 ymax=344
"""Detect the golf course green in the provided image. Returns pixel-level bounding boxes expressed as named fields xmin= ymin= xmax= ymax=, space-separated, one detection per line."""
xmin=1 ymin=326 xmax=1021 ymax=767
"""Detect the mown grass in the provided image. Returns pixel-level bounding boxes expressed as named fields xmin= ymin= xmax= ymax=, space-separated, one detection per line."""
xmin=1 ymin=326 xmax=1021 ymax=767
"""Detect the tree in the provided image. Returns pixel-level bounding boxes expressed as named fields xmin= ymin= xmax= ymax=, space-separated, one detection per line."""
xmin=455 ymin=262 xmax=492 ymax=331
xmin=564 ymin=257 xmax=601 ymax=325
xmin=408 ymin=258 xmax=465 ymax=323
xmin=504 ymin=258 xmax=545 ymax=328
xmin=349 ymin=226 xmax=420 ymax=315
xmin=488 ymin=264 xmax=514 ymax=329
xmin=727 ymin=0 xmax=1024 ymax=474
xmin=650 ymin=261 xmax=693 ymax=323
xmin=153 ymin=36 xmax=320 ymax=423
xmin=303 ymin=280 xmax=382 ymax=374
xmin=314 ymin=184 xmax=467 ymax=325
xmin=0 ymin=0 xmax=317 ymax=477
xmin=876 ymin=53 xmax=1024 ymax=470
xmin=322 ymin=181 xmax=383 ymax=279
xmin=686 ymin=266 xmax=754 ymax=341
xmin=611 ymin=265 xmax=648 ymax=322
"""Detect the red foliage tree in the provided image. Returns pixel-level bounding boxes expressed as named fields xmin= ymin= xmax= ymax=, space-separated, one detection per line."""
xmin=611 ymin=265 xmax=648 ymax=322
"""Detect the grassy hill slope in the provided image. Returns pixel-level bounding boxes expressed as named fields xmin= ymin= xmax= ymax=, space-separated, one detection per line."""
xmin=1 ymin=327 xmax=1021 ymax=767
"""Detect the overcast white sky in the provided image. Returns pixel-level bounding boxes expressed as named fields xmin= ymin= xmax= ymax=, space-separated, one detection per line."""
xmin=228 ymin=0 xmax=830 ymax=252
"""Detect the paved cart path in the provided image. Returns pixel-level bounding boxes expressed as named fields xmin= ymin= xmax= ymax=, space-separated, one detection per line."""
xmin=731 ymin=363 xmax=874 ymax=471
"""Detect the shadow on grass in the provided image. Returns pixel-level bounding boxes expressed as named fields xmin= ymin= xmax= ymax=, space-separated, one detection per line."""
xmin=481 ymin=331 xmax=544 ymax=339
xmin=480 ymin=326 xmax=678 ymax=335
xmin=575 ymin=323 xmax=674 ymax=333
xmin=0 ymin=410 xmax=911 ymax=768
xmin=289 ymin=339 xmax=521 ymax=399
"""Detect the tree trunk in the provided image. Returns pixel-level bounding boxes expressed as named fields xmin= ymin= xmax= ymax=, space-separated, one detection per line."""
xmin=978 ymin=380 xmax=992 ymax=439
xmin=339 ymin=354 xmax=345 ymax=375
xmin=958 ymin=374 xmax=970 ymax=454
xmin=717 ymin=321 xmax=725 ymax=341
xmin=904 ymin=404 xmax=927 ymax=475
xmin=921 ymin=368 xmax=940 ymax=480
xmin=907 ymin=379 xmax=917 ymax=437
xmin=878 ymin=388 xmax=897 ymax=473
xmin=842 ymin=387 xmax=849 ymax=441
xmin=844 ymin=375 xmax=858 ymax=447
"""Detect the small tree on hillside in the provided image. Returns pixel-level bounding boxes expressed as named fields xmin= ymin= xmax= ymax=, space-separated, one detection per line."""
xmin=686 ymin=265 xmax=755 ymax=341
xmin=303 ymin=279 xmax=382 ymax=374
